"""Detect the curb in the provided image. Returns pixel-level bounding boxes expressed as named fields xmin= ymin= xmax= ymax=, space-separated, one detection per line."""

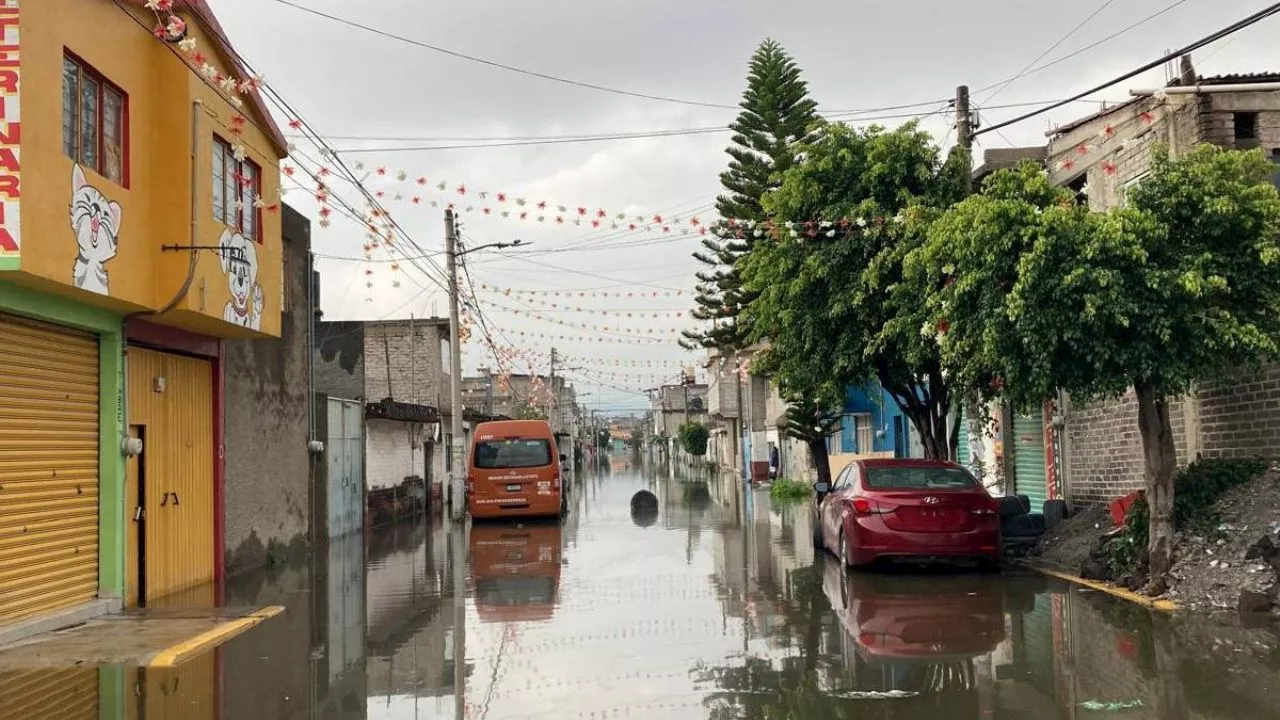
xmin=147 ymin=605 xmax=286 ymax=668
xmin=1030 ymin=565 xmax=1177 ymax=612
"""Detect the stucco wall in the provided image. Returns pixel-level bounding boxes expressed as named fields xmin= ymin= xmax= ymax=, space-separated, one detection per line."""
xmin=366 ymin=418 xmax=422 ymax=491
xmin=221 ymin=204 xmax=311 ymax=574
xmin=314 ymin=319 xmax=365 ymax=402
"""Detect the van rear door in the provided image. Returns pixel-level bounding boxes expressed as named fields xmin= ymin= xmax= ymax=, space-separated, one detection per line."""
xmin=473 ymin=437 xmax=555 ymax=495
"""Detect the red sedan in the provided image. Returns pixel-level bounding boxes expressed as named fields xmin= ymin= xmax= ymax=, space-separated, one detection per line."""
xmin=812 ymin=459 xmax=1001 ymax=569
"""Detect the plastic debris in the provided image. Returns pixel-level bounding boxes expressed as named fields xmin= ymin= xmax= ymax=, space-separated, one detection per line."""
xmin=830 ymin=690 xmax=919 ymax=700
xmin=1079 ymin=699 xmax=1144 ymax=711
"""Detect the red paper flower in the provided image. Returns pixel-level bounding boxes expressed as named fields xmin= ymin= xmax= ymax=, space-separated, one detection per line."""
xmin=628 ymin=223 xmax=637 ymax=231
xmin=591 ymin=220 xmax=600 ymax=228
xmin=318 ymin=207 xmax=332 ymax=218
xmin=662 ymin=226 xmax=670 ymax=233
xmin=1102 ymin=161 xmax=1117 ymax=176
xmin=1075 ymin=143 xmax=1088 ymax=156
xmin=417 ymin=177 xmax=427 ymax=185
xmin=555 ymin=216 xmax=564 ymax=224
xmin=577 ymin=207 xmax=587 ymax=216
xmin=690 ymin=216 xmax=700 ymax=226
xmin=653 ymin=214 xmax=663 ymax=224
xmin=456 ymin=184 xmax=467 ymax=195
xmin=375 ymin=191 xmax=384 ymax=198
xmin=699 ymin=227 xmax=707 ymax=235
xmin=288 ymin=118 xmax=302 ymax=130
xmin=520 ymin=212 xmax=528 ymax=220
xmin=1062 ymin=159 xmax=1075 ymax=171
xmin=318 ymin=166 xmax=331 ymax=176
xmin=537 ymin=201 xmax=547 ymax=209
xmin=192 ymin=51 xmax=207 ymax=66
xmin=412 ymin=197 xmax=421 ymax=204
xmin=282 ymin=165 xmax=295 ymax=177
xmin=497 ymin=192 xmax=507 ymax=202
xmin=597 ymin=209 xmax=607 ymax=218
xmin=483 ymin=207 xmax=492 ymax=215
xmin=153 ymin=24 xmax=166 ymax=39
xmin=265 ymin=204 xmax=280 ymax=214
xmin=1102 ymin=123 xmax=1115 ymax=138
xmin=374 ymin=167 xmax=386 ymax=176
xmin=1140 ymin=111 xmax=1155 ymax=124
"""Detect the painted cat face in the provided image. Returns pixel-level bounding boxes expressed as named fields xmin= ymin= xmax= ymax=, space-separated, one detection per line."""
xmin=70 ymin=165 xmax=121 ymax=261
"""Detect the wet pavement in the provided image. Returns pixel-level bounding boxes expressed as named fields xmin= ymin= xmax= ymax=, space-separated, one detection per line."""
xmin=5 ymin=458 xmax=1280 ymax=718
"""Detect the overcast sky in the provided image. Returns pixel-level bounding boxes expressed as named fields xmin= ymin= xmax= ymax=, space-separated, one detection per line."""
xmin=210 ymin=0 xmax=1280 ymax=411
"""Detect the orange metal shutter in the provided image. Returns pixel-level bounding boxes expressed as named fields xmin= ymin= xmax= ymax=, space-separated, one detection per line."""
xmin=0 ymin=668 xmax=99 ymax=720
xmin=0 ymin=313 xmax=101 ymax=624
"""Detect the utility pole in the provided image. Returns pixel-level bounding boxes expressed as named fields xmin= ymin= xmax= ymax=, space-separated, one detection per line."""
xmin=445 ymin=209 xmax=466 ymax=522
xmin=549 ymin=347 xmax=558 ymax=433
xmin=956 ymin=85 xmax=972 ymax=150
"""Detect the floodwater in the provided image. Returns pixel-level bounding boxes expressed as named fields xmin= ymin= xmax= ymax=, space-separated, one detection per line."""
xmin=8 ymin=458 xmax=1280 ymax=719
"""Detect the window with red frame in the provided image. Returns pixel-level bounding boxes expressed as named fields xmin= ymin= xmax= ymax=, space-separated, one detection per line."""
xmin=212 ymin=136 xmax=261 ymax=242
xmin=62 ymin=53 xmax=128 ymax=185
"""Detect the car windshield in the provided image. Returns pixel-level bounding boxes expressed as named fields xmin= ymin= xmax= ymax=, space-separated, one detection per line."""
xmin=474 ymin=439 xmax=553 ymax=469
xmin=864 ymin=466 xmax=977 ymax=490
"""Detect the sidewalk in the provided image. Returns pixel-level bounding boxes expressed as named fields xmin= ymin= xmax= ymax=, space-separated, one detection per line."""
xmin=0 ymin=605 xmax=284 ymax=669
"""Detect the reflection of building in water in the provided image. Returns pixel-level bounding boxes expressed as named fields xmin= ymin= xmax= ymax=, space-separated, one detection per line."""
xmin=364 ymin=519 xmax=467 ymax=706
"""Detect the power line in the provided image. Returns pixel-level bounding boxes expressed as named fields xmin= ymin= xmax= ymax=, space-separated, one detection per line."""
xmin=267 ymin=0 xmax=740 ymax=110
xmin=981 ymin=0 xmax=1120 ymax=104
xmin=974 ymin=0 xmax=1197 ymax=95
xmin=976 ymin=1 xmax=1280 ymax=137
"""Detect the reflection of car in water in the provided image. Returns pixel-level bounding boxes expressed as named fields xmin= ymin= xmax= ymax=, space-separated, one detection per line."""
xmin=819 ymin=556 xmax=1004 ymax=707
xmin=469 ymin=522 xmax=562 ymax=623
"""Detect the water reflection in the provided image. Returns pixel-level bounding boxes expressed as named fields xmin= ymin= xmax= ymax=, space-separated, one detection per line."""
xmin=469 ymin=522 xmax=562 ymax=624
xmin=8 ymin=464 xmax=1280 ymax=718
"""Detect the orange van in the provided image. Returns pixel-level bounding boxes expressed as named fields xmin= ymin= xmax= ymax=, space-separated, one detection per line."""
xmin=467 ymin=420 xmax=566 ymax=519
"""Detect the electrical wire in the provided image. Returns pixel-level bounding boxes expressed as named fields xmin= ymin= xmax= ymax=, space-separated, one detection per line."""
xmin=980 ymin=0 xmax=1120 ymax=105
xmin=975 ymin=0 xmax=1280 ymax=137
xmin=973 ymin=0 xmax=1198 ymax=96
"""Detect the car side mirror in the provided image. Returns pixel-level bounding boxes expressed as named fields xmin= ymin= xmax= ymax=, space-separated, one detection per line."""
xmin=813 ymin=481 xmax=831 ymax=495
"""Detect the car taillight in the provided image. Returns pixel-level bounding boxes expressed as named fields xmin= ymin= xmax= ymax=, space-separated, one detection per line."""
xmin=971 ymin=497 xmax=999 ymax=516
xmin=850 ymin=497 xmax=881 ymax=515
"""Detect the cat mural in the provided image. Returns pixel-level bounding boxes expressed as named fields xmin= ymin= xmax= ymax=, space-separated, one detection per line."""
xmin=219 ymin=228 xmax=264 ymax=330
xmin=69 ymin=165 xmax=122 ymax=295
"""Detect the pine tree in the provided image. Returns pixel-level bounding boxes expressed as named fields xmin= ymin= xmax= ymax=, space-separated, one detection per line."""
xmin=684 ymin=39 xmax=819 ymax=351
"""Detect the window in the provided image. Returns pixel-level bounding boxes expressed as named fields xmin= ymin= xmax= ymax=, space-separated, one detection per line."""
xmin=62 ymin=54 xmax=127 ymax=184
xmin=854 ymin=414 xmax=874 ymax=454
xmin=212 ymin=135 xmax=261 ymax=241
xmin=864 ymin=466 xmax=977 ymax=490
xmin=1234 ymin=113 xmax=1259 ymax=149
xmin=473 ymin=439 xmax=553 ymax=469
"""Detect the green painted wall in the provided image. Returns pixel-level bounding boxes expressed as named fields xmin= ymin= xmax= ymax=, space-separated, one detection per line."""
xmin=0 ymin=282 xmax=126 ymax=602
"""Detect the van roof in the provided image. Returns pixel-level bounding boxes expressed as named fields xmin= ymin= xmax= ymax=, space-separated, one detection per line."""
xmin=474 ymin=419 xmax=555 ymax=435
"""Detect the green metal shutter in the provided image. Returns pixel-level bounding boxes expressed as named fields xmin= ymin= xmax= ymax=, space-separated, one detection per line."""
xmin=1013 ymin=412 xmax=1048 ymax=514
xmin=957 ymin=407 xmax=970 ymax=468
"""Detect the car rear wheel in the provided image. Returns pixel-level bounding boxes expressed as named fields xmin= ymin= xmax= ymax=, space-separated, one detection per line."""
xmin=838 ymin=528 xmax=852 ymax=568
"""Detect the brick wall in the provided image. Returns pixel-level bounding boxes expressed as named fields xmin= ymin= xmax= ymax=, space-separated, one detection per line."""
xmin=362 ymin=319 xmax=450 ymax=411
xmin=1064 ymin=363 xmax=1280 ymax=506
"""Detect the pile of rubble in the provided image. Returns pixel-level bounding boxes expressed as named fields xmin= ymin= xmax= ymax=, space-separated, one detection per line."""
xmin=1167 ymin=470 xmax=1280 ymax=613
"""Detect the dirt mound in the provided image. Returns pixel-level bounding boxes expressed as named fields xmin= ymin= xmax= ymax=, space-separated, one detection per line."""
xmin=1167 ymin=469 xmax=1280 ymax=612
xmin=1029 ymin=505 xmax=1112 ymax=572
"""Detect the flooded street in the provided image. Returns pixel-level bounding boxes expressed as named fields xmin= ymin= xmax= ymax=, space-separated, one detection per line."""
xmin=9 ymin=461 xmax=1280 ymax=719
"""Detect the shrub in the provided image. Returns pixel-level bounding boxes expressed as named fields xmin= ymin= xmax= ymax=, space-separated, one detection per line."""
xmin=678 ymin=422 xmax=710 ymax=456
xmin=769 ymin=478 xmax=811 ymax=503
xmin=1104 ymin=458 xmax=1267 ymax=575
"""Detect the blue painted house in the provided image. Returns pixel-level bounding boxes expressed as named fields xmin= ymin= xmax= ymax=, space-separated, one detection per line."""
xmin=827 ymin=382 xmax=922 ymax=458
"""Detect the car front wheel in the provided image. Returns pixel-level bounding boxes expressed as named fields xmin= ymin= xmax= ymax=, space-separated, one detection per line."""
xmin=838 ymin=528 xmax=852 ymax=568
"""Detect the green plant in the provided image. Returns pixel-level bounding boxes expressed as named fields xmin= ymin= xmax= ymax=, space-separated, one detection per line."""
xmin=1104 ymin=458 xmax=1267 ymax=574
xmin=769 ymin=478 xmax=811 ymax=503
xmin=678 ymin=421 xmax=710 ymax=456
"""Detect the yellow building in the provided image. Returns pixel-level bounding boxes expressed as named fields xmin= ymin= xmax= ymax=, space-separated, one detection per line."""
xmin=0 ymin=0 xmax=287 ymax=642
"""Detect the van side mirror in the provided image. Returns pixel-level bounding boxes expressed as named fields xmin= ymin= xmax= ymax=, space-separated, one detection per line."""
xmin=813 ymin=481 xmax=831 ymax=495
xmin=559 ymin=453 xmax=568 ymax=462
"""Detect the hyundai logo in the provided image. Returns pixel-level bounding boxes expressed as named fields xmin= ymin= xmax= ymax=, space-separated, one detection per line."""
xmin=923 ymin=496 xmax=940 ymax=504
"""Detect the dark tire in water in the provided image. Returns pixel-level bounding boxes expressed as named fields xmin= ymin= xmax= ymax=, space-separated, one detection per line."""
xmin=812 ymin=518 xmax=824 ymax=551
xmin=1043 ymin=499 xmax=1067 ymax=529
xmin=1016 ymin=494 xmax=1032 ymax=513
xmin=997 ymin=496 xmax=1027 ymax=519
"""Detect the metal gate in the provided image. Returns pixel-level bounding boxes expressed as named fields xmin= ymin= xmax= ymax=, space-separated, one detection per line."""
xmin=1013 ymin=411 xmax=1048 ymax=514
xmin=326 ymin=398 xmax=364 ymax=538
xmin=0 ymin=313 xmax=100 ymax=625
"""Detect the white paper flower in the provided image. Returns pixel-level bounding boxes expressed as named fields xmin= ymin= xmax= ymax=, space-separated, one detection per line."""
xmin=436 ymin=181 xmax=447 ymax=191
xmin=200 ymin=63 xmax=218 ymax=79
xmin=396 ymin=170 xmax=407 ymax=182
xmin=232 ymin=144 xmax=247 ymax=162
xmin=825 ymin=229 xmax=836 ymax=238
xmin=178 ymin=37 xmax=198 ymax=53
xmin=856 ymin=217 xmax=868 ymax=227
xmin=230 ymin=97 xmax=244 ymax=110
xmin=218 ymin=76 xmax=238 ymax=94
xmin=253 ymin=195 xmax=266 ymax=209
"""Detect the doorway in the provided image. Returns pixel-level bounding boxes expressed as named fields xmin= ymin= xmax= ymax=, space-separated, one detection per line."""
xmin=125 ymin=425 xmax=146 ymax=608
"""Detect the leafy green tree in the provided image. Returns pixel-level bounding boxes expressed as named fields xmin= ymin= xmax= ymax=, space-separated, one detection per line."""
xmin=685 ymin=39 xmax=820 ymax=352
xmin=740 ymin=121 xmax=969 ymax=459
xmin=782 ymin=396 xmax=842 ymax=486
xmin=920 ymin=147 xmax=1280 ymax=592
xmin=678 ymin=421 xmax=711 ymax=457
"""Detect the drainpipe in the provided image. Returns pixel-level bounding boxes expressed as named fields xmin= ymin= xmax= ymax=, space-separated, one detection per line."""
xmin=119 ymin=100 xmax=207 ymax=458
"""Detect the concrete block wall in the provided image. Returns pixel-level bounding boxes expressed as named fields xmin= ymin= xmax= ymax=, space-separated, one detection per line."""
xmin=1064 ymin=363 xmax=1280 ymax=506
xmin=366 ymin=418 xmax=420 ymax=491
xmin=363 ymin=319 xmax=450 ymax=411
xmin=222 ymin=205 xmax=312 ymax=574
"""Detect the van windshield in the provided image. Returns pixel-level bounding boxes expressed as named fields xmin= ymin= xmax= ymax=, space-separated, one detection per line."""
xmin=474 ymin=439 xmax=553 ymax=469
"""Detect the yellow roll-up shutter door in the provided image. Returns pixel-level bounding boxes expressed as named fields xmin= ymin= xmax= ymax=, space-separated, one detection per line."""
xmin=0 ymin=313 xmax=101 ymax=624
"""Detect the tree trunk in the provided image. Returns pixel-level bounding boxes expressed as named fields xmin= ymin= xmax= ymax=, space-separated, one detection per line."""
xmin=902 ymin=406 xmax=950 ymax=460
xmin=1135 ymin=382 xmax=1177 ymax=595
xmin=809 ymin=437 xmax=832 ymax=486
